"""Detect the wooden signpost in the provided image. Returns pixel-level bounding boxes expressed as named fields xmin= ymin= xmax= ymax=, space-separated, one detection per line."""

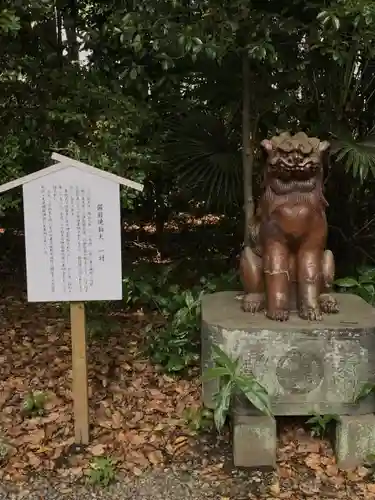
xmin=0 ymin=153 xmax=143 ymax=444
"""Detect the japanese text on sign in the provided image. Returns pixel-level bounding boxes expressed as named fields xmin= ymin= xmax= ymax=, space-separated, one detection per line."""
xmin=23 ymin=167 xmax=122 ymax=302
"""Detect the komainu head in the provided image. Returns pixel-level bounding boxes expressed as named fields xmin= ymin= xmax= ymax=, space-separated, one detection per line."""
xmin=261 ymin=132 xmax=330 ymax=182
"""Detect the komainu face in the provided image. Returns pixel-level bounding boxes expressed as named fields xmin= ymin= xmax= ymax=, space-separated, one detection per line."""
xmin=261 ymin=131 xmax=330 ymax=183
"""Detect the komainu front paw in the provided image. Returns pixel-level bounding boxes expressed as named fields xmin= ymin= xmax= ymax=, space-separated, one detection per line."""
xmin=299 ymin=305 xmax=323 ymax=321
xmin=265 ymin=308 xmax=289 ymax=321
xmin=319 ymin=293 xmax=339 ymax=314
xmin=242 ymin=293 xmax=265 ymax=314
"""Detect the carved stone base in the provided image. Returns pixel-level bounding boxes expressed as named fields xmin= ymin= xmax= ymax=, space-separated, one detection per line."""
xmin=201 ymin=291 xmax=375 ymax=416
xmin=202 ymin=291 xmax=375 ymax=469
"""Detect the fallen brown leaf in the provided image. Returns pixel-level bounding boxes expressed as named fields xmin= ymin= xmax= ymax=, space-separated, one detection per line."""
xmin=278 ymin=465 xmax=292 ymax=479
xmin=0 ymin=287 xmax=368 ymax=500
xmin=147 ymin=450 xmax=163 ymax=465
xmin=269 ymin=479 xmax=280 ymax=497
xmin=326 ymin=464 xmax=339 ymax=477
xmin=305 ymin=453 xmax=323 ymax=471
xmin=23 ymin=428 xmax=45 ymax=445
xmin=356 ymin=466 xmax=369 ymax=478
xmin=299 ymin=479 xmax=321 ymax=497
xmin=297 ymin=439 xmax=321 ymax=454
xmin=132 ymin=467 xmax=143 ymax=476
xmin=27 ymin=452 xmax=41 ymax=467
xmin=128 ymin=450 xmax=149 ymax=467
xmin=111 ymin=411 xmax=123 ymax=429
xmin=90 ymin=443 xmax=106 ymax=457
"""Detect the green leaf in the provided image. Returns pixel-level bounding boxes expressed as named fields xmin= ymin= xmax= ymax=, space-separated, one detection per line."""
xmin=359 ymin=267 xmax=375 ymax=281
xmin=323 ymin=414 xmax=339 ymax=423
xmin=355 ymin=382 xmax=375 ymax=403
xmin=356 ymin=287 xmax=373 ymax=304
xmin=334 ymin=277 xmax=359 ymax=287
xmin=306 ymin=415 xmax=320 ymax=425
xmin=161 ymin=109 xmax=241 ymax=211
xmin=363 ymin=284 xmax=375 ymax=295
xmin=213 ymin=380 xmax=233 ymax=432
xmin=358 ymin=277 xmax=375 ymax=285
xmin=130 ymin=68 xmax=138 ymax=80
xmin=184 ymin=290 xmax=195 ymax=309
xmin=236 ymin=377 xmax=272 ymax=417
xmin=166 ymin=354 xmax=186 ymax=372
xmin=202 ymin=366 xmax=230 ymax=381
xmin=333 ymin=137 xmax=375 ymax=181
xmin=211 ymin=345 xmax=238 ymax=374
xmin=201 ymin=408 xmax=213 ymax=419
xmin=317 ymin=11 xmax=328 ymax=21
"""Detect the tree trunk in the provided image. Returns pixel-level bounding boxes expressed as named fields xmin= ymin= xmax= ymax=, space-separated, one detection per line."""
xmin=242 ymin=52 xmax=254 ymax=246
xmin=55 ymin=2 xmax=63 ymax=63
xmin=62 ymin=0 xmax=79 ymax=61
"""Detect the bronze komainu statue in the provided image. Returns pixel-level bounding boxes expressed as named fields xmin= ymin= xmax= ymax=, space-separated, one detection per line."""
xmin=239 ymin=131 xmax=339 ymax=321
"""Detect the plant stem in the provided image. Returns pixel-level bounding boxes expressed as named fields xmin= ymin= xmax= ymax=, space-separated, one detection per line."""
xmin=242 ymin=52 xmax=254 ymax=246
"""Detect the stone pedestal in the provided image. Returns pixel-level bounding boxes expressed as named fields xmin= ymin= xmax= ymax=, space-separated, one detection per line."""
xmin=232 ymin=413 xmax=277 ymax=468
xmin=336 ymin=415 xmax=375 ymax=469
xmin=201 ymin=291 xmax=375 ymax=468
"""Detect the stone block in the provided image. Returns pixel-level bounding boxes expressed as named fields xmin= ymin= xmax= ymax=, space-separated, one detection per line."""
xmin=336 ymin=414 xmax=375 ymax=469
xmin=232 ymin=413 xmax=277 ymax=468
xmin=201 ymin=291 xmax=375 ymax=416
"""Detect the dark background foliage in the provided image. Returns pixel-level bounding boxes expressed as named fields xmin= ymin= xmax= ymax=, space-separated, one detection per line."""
xmin=2 ymin=0 xmax=375 ymax=279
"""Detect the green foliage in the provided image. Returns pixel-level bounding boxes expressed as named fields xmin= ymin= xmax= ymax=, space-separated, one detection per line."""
xmin=161 ymin=110 xmax=242 ymax=210
xmin=87 ymin=457 xmax=116 ymax=487
xmin=122 ymin=264 xmax=177 ymax=310
xmin=56 ymin=267 xmax=237 ymax=372
xmin=331 ymin=137 xmax=375 ymax=181
xmin=123 ymin=265 xmax=239 ymax=310
xmin=317 ymin=0 xmax=375 ymax=46
xmin=199 ymin=271 xmax=240 ymax=294
xmin=140 ymin=268 xmax=238 ymax=373
xmin=0 ymin=437 xmax=10 ymax=464
xmin=55 ymin=265 xmax=238 ymax=353
xmin=2 ymin=0 xmax=375 ymax=314
xmin=203 ymin=345 xmax=272 ymax=433
xmin=22 ymin=391 xmax=47 ymax=417
xmin=183 ymin=407 xmax=213 ymax=433
xmin=87 ymin=316 xmax=122 ymax=342
xmin=306 ymin=413 xmax=339 ymax=437
xmin=121 ymin=264 xmax=239 ymax=373
xmin=0 ymin=9 xmax=20 ymax=34
xmin=355 ymin=382 xmax=375 ymax=403
xmin=146 ymin=287 xmax=202 ymax=373
xmin=335 ymin=267 xmax=375 ymax=305
xmin=365 ymin=454 xmax=375 ymax=480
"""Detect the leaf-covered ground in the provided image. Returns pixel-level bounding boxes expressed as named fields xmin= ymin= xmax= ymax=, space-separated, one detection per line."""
xmin=1 ymin=291 xmax=375 ymax=499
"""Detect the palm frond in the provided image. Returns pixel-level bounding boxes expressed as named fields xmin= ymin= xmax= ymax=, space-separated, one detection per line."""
xmin=161 ymin=110 xmax=242 ymax=211
xmin=331 ymin=135 xmax=375 ymax=182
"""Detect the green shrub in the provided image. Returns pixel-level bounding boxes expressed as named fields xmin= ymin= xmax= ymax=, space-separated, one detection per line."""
xmin=335 ymin=267 xmax=375 ymax=305
xmin=87 ymin=457 xmax=116 ymax=487
xmin=122 ymin=265 xmax=240 ymax=373
xmin=203 ymin=346 xmax=272 ymax=432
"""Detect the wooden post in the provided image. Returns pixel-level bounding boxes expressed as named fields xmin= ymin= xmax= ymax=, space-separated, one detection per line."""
xmin=70 ymin=302 xmax=89 ymax=444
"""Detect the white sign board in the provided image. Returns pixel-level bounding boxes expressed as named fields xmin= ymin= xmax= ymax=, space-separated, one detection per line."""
xmin=23 ymin=166 xmax=122 ymax=302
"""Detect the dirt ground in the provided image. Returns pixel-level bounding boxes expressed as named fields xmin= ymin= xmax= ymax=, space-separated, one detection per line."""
xmin=1 ymin=288 xmax=375 ymax=500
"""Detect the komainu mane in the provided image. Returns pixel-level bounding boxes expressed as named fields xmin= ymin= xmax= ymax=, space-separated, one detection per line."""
xmin=239 ymin=131 xmax=339 ymax=321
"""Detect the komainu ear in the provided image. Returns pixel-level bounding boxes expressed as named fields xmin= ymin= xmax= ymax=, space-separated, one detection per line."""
xmin=261 ymin=139 xmax=273 ymax=152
